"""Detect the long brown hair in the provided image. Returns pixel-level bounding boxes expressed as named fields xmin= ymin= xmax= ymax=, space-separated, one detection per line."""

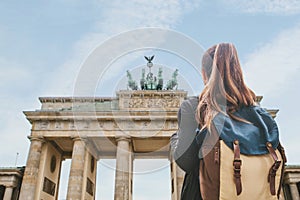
xmin=197 ymin=43 xmax=256 ymax=130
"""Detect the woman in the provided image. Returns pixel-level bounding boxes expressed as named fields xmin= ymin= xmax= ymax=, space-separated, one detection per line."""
xmin=171 ymin=43 xmax=284 ymax=199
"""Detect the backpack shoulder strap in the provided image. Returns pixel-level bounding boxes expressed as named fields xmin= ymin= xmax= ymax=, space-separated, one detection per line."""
xmin=277 ymin=142 xmax=287 ymax=198
xmin=233 ymin=140 xmax=242 ymax=195
xmin=266 ymin=142 xmax=282 ymax=196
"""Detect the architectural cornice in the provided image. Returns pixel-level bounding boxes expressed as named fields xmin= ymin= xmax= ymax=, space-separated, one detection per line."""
xmin=39 ymin=97 xmax=116 ymax=103
xmin=23 ymin=110 xmax=178 ymax=122
xmin=116 ymin=90 xmax=188 ymax=97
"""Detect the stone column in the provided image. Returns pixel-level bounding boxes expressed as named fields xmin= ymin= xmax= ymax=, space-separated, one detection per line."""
xmin=176 ymin=165 xmax=185 ymax=198
xmin=67 ymin=137 xmax=86 ymax=200
xmin=19 ymin=136 xmax=44 ymax=200
xmin=170 ymin=159 xmax=185 ymax=200
xmin=170 ymin=161 xmax=176 ymax=200
xmin=289 ymin=183 xmax=300 ymax=200
xmin=3 ymin=186 xmax=13 ymax=200
xmin=114 ymin=137 xmax=132 ymax=200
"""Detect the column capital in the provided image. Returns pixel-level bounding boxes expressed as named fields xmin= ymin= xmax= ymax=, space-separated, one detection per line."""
xmin=4 ymin=185 xmax=14 ymax=188
xmin=71 ymin=136 xmax=82 ymax=142
xmin=27 ymin=135 xmax=45 ymax=143
xmin=116 ymin=136 xmax=131 ymax=143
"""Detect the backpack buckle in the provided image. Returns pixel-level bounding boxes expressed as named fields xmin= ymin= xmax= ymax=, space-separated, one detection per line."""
xmin=233 ymin=140 xmax=242 ymax=195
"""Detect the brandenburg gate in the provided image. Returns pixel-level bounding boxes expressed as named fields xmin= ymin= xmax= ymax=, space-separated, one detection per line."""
xmin=19 ymin=89 xmax=187 ymax=200
xmin=19 ymin=57 xmax=188 ymax=200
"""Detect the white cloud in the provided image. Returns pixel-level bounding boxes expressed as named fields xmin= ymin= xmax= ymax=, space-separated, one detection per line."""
xmin=243 ymin=24 xmax=300 ymax=164
xmin=0 ymin=57 xmax=41 ymax=167
xmin=0 ymin=58 xmax=30 ymax=87
xmin=224 ymin=0 xmax=300 ymax=14
xmin=47 ymin=0 xmax=201 ymax=96
xmin=94 ymin=0 xmax=196 ymax=31
xmin=244 ymin=24 xmax=300 ymax=96
xmin=0 ymin=94 xmax=33 ymax=167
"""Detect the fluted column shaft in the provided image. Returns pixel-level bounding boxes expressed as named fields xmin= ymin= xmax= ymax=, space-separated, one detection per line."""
xmin=3 ymin=186 xmax=13 ymax=200
xmin=67 ymin=138 xmax=86 ymax=200
xmin=114 ymin=137 xmax=132 ymax=200
xmin=19 ymin=136 xmax=44 ymax=200
xmin=290 ymin=183 xmax=300 ymax=200
xmin=176 ymin=165 xmax=185 ymax=198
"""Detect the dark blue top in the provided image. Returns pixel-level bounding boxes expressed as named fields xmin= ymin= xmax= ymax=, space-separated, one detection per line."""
xmin=212 ymin=105 xmax=279 ymax=155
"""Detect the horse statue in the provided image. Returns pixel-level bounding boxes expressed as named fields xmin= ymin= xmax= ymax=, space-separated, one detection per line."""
xmin=140 ymin=68 xmax=146 ymax=90
xmin=156 ymin=67 xmax=163 ymax=90
xmin=126 ymin=70 xmax=138 ymax=90
xmin=166 ymin=69 xmax=178 ymax=90
xmin=145 ymin=71 xmax=155 ymax=90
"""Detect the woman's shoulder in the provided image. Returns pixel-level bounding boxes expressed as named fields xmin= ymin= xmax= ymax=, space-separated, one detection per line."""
xmin=180 ymin=96 xmax=199 ymax=112
xmin=236 ymin=105 xmax=273 ymax=118
xmin=181 ymin=96 xmax=199 ymax=107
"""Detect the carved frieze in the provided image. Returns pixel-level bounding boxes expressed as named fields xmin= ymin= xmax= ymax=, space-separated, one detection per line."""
xmin=117 ymin=90 xmax=187 ymax=110
xmin=125 ymin=97 xmax=180 ymax=109
xmin=33 ymin=118 xmax=178 ymax=132
xmin=69 ymin=121 xmax=76 ymax=129
xmin=38 ymin=121 xmax=49 ymax=130
xmin=54 ymin=122 xmax=62 ymax=129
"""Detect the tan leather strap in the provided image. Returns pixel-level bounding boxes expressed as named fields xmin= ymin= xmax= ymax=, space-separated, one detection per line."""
xmin=267 ymin=142 xmax=279 ymax=161
xmin=277 ymin=143 xmax=287 ymax=198
xmin=266 ymin=142 xmax=282 ymax=196
xmin=278 ymin=142 xmax=287 ymax=163
xmin=233 ymin=140 xmax=242 ymax=195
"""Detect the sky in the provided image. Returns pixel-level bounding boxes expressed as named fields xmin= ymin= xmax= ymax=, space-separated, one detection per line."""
xmin=1 ymin=0 xmax=300 ymax=199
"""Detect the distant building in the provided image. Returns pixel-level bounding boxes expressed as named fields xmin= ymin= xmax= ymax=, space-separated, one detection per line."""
xmin=283 ymin=165 xmax=300 ymax=199
xmin=0 ymin=167 xmax=24 ymax=200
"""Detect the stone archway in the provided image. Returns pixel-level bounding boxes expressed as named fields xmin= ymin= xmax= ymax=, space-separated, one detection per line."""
xmin=19 ymin=90 xmax=187 ymax=200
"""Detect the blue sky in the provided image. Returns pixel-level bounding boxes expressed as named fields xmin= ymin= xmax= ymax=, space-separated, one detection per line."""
xmin=1 ymin=0 xmax=300 ymax=199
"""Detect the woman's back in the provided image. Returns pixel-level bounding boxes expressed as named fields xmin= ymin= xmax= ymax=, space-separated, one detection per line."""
xmin=171 ymin=43 xmax=286 ymax=200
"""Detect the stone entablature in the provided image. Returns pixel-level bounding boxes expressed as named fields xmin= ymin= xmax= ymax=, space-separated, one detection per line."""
xmin=0 ymin=167 xmax=24 ymax=187
xmin=284 ymin=165 xmax=300 ymax=183
xmin=24 ymin=92 xmax=277 ymax=139
xmin=39 ymin=90 xmax=188 ymax=112
xmin=24 ymin=91 xmax=187 ymax=159
xmin=39 ymin=97 xmax=118 ymax=111
xmin=117 ymin=90 xmax=187 ymax=110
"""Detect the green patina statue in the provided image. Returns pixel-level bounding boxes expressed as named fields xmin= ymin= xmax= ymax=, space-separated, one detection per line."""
xmin=126 ymin=70 xmax=138 ymax=90
xmin=126 ymin=55 xmax=178 ymax=90
xmin=140 ymin=68 xmax=146 ymax=90
xmin=157 ymin=67 xmax=163 ymax=90
xmin=166 ymin=69 xmax=178 ymax=90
